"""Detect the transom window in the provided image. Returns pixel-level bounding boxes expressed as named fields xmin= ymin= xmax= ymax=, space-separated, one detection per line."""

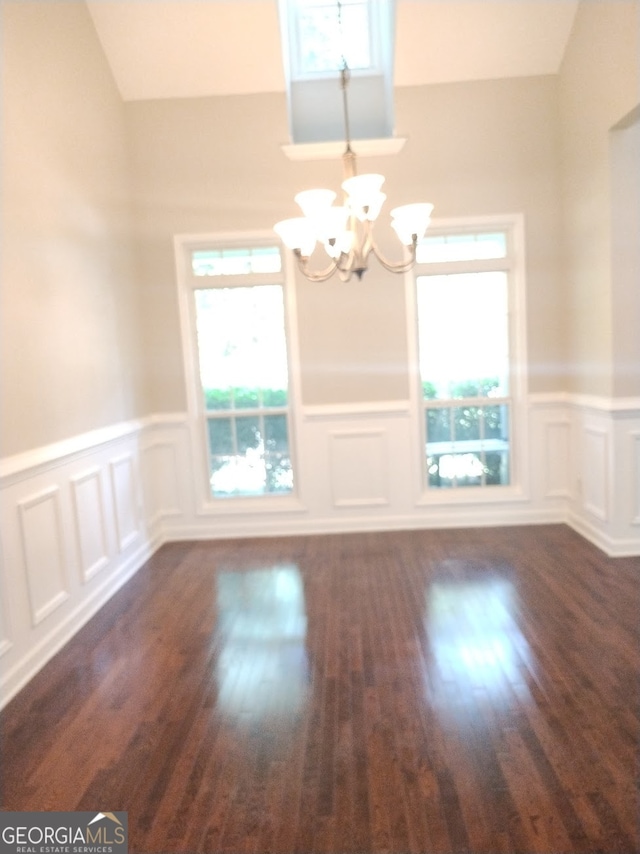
xmin=190 ymin=244 xmax=294 ymax=499
xmin=192 ymin=246 xmax=282 ymax=277
xmin=290 ymin=0 xmax=374 ymax=77
xmin=415 ymin=226 xmax=519 ymax=491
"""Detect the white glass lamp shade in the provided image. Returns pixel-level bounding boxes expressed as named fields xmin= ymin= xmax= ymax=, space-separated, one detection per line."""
xmin=390 ymin=203 xmax=434 ymax=245
xmin=274 ymin=217 xmax=316 ymax=257
xmin=342 ymin=173 xmax=386 ymax=221
xmin=325 ymin=229 xmax=354 ymax=259
xmin=295 ymin=189 xmax=336 ymax=218
xmin=315 ymin=205 xmax=350 ymax=244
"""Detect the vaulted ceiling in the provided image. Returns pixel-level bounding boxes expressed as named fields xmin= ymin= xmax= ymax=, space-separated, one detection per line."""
xmin=85 ymin=0 xmax=579 ymax=102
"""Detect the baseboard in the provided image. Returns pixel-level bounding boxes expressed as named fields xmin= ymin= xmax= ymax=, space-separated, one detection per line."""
xmin=161 ymin=505 xmax=566 ymax=542
xmin=566 ymin=512 xmax=640 ymax=559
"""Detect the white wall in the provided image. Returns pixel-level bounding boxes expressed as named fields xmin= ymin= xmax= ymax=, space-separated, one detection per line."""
xmin=558 ymin=0 xmax=640 ymax=397
xmin=610 ymin=111 xmax=640 ymax=398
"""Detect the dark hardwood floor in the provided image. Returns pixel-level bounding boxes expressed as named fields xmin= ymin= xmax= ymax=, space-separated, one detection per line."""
xmin=1 ymin=525 xmax=639 ymax=853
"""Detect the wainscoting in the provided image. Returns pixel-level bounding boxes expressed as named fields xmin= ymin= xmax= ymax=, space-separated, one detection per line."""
xmin=1 ymin=396 xmax=638 ymax=708
xmin=0 ymin=423 xmax=155 ymax=708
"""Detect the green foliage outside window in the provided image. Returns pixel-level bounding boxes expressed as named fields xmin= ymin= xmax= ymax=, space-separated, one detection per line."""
xmin=204 ymin=386 xmax=288 ymax=411
xmin=422 ymin=376 xmax=500 ymax=400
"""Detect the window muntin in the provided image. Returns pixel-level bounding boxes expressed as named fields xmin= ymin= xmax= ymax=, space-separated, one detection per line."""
xmin=193 ymin=279 xmax=293 ymax=498
xmin=416 ymin=230 xmax=514 ymax=491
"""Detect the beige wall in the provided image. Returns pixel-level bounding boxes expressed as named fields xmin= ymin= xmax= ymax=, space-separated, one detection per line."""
xmin=129 ymin=74 xmax=564 ymax=410
xmin=3 ymin=1 xmax=638 ymax=459
xmin=610 ymin=110 xmax=640 ymax=397
xmin=558 ymin=0 xmax=640 ymax=397
xmin=1 ymin=1 xmax=144 ymax=457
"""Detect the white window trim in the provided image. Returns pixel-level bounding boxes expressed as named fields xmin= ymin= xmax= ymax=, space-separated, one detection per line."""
xmin=174 ymin=232 xmax=306 ymax=516
xmin=404 ymin=214 xmax=530 ymax=506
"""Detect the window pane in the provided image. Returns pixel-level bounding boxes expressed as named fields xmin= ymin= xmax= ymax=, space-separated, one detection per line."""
xmin=453 ymin=406 xmax=481 ymax=441
xmin=425 ymin=404 xmax=510 ymax=489
xmin=428 ymin=453 xmax=483 ymax=488
xmin=426 ymin=409 xmax=451 ymax=443
xmin=236 ymin=416 xmax=261 ymax=454
xmin=485 ymin=451 xmax=509 ymax=486
xmin=217 ymin=249 xmax=245 ymax=276
xmin=192 ymin=250 xmax=223 ymax=277
xmin=208 ymin=417 xmax=233 ymax=455
xmin=192 ymin=246 xmax=281 ymax=277
xmin=195 ymin=286 xmax=289 ymax=397
xmin=417 ymin=231 xmax=507 ymax=264
xmin=194 ymin=279 xmax=293 ymax=498
xmin=250 ymin=246 xmax=282 ymax=274
xmin=483 ymin=405 xmax=509 ymax=441
xmin=264 ymin=414 xmax=289 ymax=453
xmin=417 ymin=272 xmax=509 ymax=400
xmin=297 ymin=0 xmax=371 ymax=73
xmin=427 ymin=454 xmax=453 ymax=489
xmin=264 ymin=415 xmax=291 ymax=494
xmin=263 ymin=387 xmax=288 ymax=407
xmin=211 ymin=455 xmax=267 ymax=496
xmin=234 ymin=388 xmax=260 ymax=409
xmin=266 ymin=457 xmax=294 ymax=494
xmin=204 ymin=387 xmax=232 ymax=411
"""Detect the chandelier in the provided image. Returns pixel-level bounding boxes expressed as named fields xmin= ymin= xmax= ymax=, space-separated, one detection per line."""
xmin=274 ymin=64 xmax=433 ymax=282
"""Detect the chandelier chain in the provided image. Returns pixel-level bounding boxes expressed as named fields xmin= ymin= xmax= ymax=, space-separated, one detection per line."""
xmin=273 ymin=0 xmax=434 ymax=281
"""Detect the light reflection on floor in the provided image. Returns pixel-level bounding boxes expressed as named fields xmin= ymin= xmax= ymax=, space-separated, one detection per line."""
xmin=424 ymin=566 xmax=533 ymax=709
xmin=214 ymin=564 xmax=309 ymax=718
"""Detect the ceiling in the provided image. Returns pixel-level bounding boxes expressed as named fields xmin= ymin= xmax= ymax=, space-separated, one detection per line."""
xmin=85 ymin=0 xmax=579 ymax=103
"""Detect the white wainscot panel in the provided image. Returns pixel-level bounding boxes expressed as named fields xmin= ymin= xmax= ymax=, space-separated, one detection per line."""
xmin=110 ymin=454 xmax=140 ymax=552
xmin=544 ymin=419 xmax=571 ymax=498
xmin=142 ymin=442 xmax=181 ymax=525
xmin=71 ymin=467 xmax=110 ymax=582
xmin=329 ymin=429 xmax=389 ymax=508
xmin=18 ymin=486 xmax=69 ymax=625
xmin=582 ymin=427 xmax=609 ymax=522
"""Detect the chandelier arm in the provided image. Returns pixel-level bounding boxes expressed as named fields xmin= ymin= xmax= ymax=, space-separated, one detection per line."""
xmin=337 ymin=266 xmax=354 ymax=283
xmin=369 ymin=236 xmax=419 ymax=274
xmin=295 ymin=250 xmax=341 ymax=283
xmin=335 ymin=248 xmax=356 ymax=274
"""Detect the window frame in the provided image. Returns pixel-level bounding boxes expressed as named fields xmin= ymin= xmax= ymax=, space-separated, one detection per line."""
xmin=175 ymin=232 xmax=303 ymax=514
xmin=405 ymin=215 xmax=529 ymax=505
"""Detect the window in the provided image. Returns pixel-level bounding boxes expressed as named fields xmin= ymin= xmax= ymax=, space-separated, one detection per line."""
xmin=188 ymin=243 xmax=294 ymax=499
xmin=415 ymin=226 xmax=523 ymax=492
xmin=288 ymin=0 xmax=375 ymax=78
xmin=278 ymin=0 xmax=395 ymax=143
